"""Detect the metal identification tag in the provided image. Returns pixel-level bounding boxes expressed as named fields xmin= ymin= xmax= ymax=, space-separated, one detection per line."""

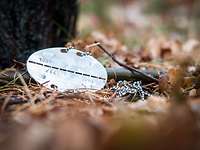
xmin=26 ymin=47 xmax=107 ymax=91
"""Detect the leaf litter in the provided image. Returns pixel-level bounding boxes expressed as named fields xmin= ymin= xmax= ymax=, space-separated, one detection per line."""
xmin=1 ymin=1 xmax=200 ymax=150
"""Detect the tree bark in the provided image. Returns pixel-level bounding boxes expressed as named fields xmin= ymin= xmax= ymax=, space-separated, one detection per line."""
xmin=0 ymin=0 xmax=79 ymax=68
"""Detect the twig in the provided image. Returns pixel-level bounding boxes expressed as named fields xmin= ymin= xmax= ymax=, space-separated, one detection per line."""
xmin=0 ymin=67 xmax=161 ymax=86
xmin=94 ymin=41 xmax=159 ymax=83
xmin=12 ymin=59 xmax=26 ymax=68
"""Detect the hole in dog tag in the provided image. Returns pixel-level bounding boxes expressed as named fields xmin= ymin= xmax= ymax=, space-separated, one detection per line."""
xmin=26 ymin=47 xmax=107 ymax=91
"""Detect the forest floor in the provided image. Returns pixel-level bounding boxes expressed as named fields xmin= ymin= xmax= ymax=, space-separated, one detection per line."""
xmin=1 ymin=1 xmax=200 ymax=150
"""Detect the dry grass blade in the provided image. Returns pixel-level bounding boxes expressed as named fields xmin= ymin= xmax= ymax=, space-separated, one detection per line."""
xmin=1 ymin=92 xmax=12 ymax=112
xmin=17 ymin=72 xmax=34 ymax=104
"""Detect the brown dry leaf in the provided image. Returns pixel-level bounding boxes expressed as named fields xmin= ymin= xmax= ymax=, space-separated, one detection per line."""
xmin=167 ymin=67 xmax=183 ymax=86
xmin=147 ymin=37 xmax=182 ymax=60
xmin=128 ymin=96 xmax=169 ymax=113
xmin=183 ymin=39 xmax=200 ymax=53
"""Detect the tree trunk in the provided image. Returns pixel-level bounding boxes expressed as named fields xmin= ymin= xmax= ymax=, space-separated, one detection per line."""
xmin=0 ymin=0 xmax=79 ymax=68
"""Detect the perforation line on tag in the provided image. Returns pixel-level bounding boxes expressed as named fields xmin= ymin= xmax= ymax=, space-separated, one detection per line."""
xmin=28 ymin=60 xmax=106 ymax=80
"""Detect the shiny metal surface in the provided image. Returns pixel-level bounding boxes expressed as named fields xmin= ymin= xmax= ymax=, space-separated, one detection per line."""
xmin=27 ymin=47 xmax=107 ymax=91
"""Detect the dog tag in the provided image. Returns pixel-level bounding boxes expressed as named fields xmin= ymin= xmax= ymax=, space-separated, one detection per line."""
xmin=26 ymin=47 xmax=107 ymax=91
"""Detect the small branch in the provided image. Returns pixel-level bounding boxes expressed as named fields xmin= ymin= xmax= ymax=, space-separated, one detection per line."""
xmin=95 ymin=41 xmax=159 ymax=83
xmin=106 ymin=67 xmax=162 ymax=82
xmin=0 ymin=66 xmax=162 ymax=89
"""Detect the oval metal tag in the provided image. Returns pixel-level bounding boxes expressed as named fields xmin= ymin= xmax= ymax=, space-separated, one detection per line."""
xmin=27 ymin=47 xmax=107 ymax=91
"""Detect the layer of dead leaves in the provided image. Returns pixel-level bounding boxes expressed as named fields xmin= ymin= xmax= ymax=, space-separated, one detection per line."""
xmin=0 ymin=32 xmax=200 ymax=150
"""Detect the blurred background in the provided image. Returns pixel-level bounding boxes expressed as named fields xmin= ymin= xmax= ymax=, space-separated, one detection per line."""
xmin=79 ymin=0 xmax=200 ymax=48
